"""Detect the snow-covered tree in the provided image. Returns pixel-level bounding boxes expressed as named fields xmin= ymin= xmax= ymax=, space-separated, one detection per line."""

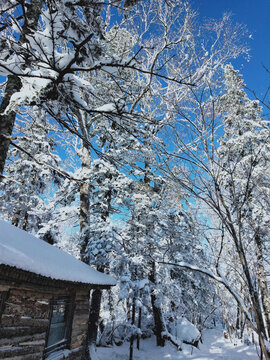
xmin=1 ymin=1 xmax=263 ymax=359
xmin=165 ymin=63 xmax=270 ymax=358
xmin=0 ymin=0 xmax=197 ymax=178
xmin=0 ymin=108 xmax=62 ymax=236
xmin=218 ymin=64 xmax=270 ymax=342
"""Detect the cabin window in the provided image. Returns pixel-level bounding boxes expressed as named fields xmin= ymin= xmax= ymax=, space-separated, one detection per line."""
xmin=45 ymin=296 xmax=73 ymax=357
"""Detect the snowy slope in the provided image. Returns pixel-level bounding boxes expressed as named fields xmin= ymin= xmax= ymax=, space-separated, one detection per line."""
xmin=96 ymin=329 xmax=258 ymax=359
xmin=0 ymin=220 xmax=116 ymax=286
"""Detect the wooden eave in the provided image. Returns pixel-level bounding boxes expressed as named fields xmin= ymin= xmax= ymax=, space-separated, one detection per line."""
xmin=0 ymin=263 xmax=113 ymax=291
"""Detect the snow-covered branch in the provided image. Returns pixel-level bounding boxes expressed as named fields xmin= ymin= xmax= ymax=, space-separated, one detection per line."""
xmin=159 ymin=261 xmax=256 ymax=331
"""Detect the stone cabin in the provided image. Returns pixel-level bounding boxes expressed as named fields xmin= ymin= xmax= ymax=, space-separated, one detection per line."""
xmin=0 ymin=220 xmax=116 ymax=359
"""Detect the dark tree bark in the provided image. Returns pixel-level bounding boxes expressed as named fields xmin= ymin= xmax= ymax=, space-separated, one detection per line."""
xmin=129 ymin=297 xmax=136 ymax=360
xmin=0 ymin=76 xmax=22 ymax=176
xmin=136 ymin=307 xmax=142 ymax=350
xmin=79 ymin=143 xmax=91 ymax=264
xmin=236 ymin=304 xmax=241 ymax=332
xmin=255 ymin=233 xmax=270 ymax=339
xmin=12 ymin=209 xmax=21 ymax=227
xmin=143 ymin=146 xmax=166 ymax=347
xmin=213 ymin=187 xmax=270 ymax=359
xmin=124 ymin=0 xmax=141 ymax=6
xmin=81 ymin=141 xmax=113 ymax=358
xmin=78 ymin=122 xmax=92 ymax=360
xmin=88 ymin=287 xmax=103 ymax=348
xmin=149 ymin=261 xmax=165 ymax=347
xmin=0 ymin=0 xmax=42 ymax=177
xmin=229 ymin=226 xmax=269 ymax=358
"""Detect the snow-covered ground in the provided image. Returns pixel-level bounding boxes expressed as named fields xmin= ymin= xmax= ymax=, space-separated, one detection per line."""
xmin=96 ymin=329 xmax=259 ymax=360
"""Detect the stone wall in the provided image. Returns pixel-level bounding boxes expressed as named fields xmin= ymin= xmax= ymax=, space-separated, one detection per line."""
xmin=0 ymin=283 xmax=90 ymax=359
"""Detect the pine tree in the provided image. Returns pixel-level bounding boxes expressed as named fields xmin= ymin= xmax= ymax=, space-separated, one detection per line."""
xmin=0 ymin=109 xmax=62 ymax=236
xmin=218 ymin=64 xmax=270 ymax=341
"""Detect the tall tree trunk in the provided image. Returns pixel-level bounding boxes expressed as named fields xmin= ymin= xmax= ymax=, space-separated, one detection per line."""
xmin=129 ymin=297 xmax=136 ymax=360
xmin=108 ymin=289 xmax=115 ymax=345
xmin=137 ymin=307 xmax=142 ymax=350
xmin=236 ymin=304 xmax=241 ymax=332
xmin=0 ymin=0 xmax=42 ymax=177
xmin=255 ymin=233 xmax=270 ymax=339
xmin=216 ymin=188 xmax=270 ymax=358
xmin=143 ymin=147 xmax=165 ymax=346
xmin=238 ymin=243 xmax=266 ymax=340
xmin=85 ymin=164 xmax=113 ymax=359
xmin=230 ymin=230 xmax=270 ymax=359
xmin=79 ymin=143 xmax=91 ymax=263
xmin=0 ymin=76 xmax=22 ymax=176
xmin=149 ymin=261 xmax=165 ymax=347
xmin=78 ymin=128 xmax=92 ymax=359
xmin=88 ymin=285 xmax=103 ymax=357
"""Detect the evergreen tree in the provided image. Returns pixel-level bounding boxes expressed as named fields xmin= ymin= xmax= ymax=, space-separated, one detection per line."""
xmin=0 ymin=109 xmax=62 ymax=237
xmin=218 ymin=64 xmax=270 ymax=341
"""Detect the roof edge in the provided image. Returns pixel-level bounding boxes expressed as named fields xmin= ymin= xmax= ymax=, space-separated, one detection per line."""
xmin=0 ymin=263 xmax=114 ymax=290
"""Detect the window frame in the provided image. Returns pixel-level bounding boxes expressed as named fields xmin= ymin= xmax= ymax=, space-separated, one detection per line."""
xmin=44 ymin=295 xmax=75 ymax=358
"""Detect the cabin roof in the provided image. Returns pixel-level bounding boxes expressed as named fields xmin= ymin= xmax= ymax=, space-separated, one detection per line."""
xmin=0 ymin=220 xmax=116 ymax=287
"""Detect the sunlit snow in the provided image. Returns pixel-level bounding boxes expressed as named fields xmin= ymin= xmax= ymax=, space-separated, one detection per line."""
xmin=0 ymin=220 xmax=116 ymax=286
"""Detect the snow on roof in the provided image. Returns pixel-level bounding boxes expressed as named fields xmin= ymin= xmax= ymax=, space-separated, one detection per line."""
xmin=0 ymin=221 xmax=116 ymax=286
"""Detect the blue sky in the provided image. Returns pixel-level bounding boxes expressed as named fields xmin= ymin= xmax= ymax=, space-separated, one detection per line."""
xmin=194 ymin=0 xmax=270 ymax=102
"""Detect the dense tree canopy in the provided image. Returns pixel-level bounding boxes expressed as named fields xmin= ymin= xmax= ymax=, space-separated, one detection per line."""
xmin=0 ymin=1 xmax=269 ymax=359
